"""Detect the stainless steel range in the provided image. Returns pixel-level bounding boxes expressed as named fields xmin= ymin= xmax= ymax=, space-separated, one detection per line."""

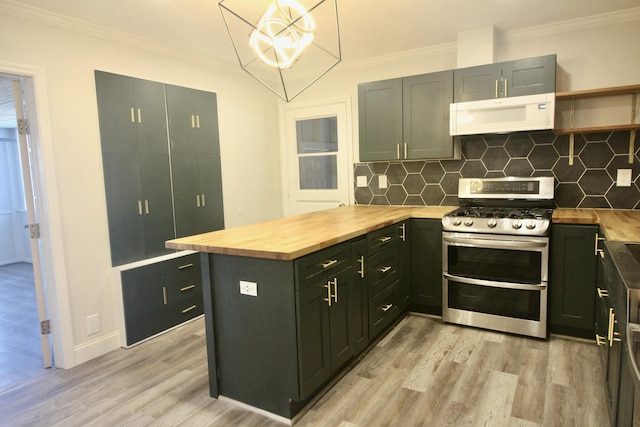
xmin=442 ymin=176 xmax=555 ymax=339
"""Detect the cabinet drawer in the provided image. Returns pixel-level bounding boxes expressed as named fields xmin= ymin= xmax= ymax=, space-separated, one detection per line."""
xmin=369 ymin=280 xmax=400 ymax=340
xmin=295 ymin=242 xmax=351 ymax=290
xmin=367 ymin=246 xmax=399 ymax=297
xmin=367 ymin=223 xmax=402 ymax=254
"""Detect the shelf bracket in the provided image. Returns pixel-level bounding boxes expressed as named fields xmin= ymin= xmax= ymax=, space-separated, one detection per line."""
xmin=631 ymin=92 xmax=637 ymax=164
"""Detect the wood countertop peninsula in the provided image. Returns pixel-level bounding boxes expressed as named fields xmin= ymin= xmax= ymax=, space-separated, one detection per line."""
xmin=165 ymin=205 xmax=455 ymax=260
xmin=166 ymin=206 xmax=640 ymax=260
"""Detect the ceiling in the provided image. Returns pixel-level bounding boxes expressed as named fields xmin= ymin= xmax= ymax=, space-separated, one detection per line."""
xmin=1 ymin=0 xmax=639 ymax=128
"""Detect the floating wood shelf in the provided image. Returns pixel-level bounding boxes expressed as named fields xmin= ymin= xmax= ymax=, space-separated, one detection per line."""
xmin=554 ymin=84 xmax=639 ymax=165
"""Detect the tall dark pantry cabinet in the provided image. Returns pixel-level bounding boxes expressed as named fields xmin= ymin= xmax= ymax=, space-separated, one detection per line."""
xmin=95 ymin=71 xmax=224 ymax=346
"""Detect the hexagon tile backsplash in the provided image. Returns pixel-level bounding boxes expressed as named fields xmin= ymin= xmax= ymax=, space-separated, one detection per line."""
xmin=354 ymin=130 xmax=640 ymax=209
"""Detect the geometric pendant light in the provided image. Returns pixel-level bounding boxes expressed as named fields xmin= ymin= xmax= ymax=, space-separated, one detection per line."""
xmin=219 ymin=0 xmax=341 ymax=102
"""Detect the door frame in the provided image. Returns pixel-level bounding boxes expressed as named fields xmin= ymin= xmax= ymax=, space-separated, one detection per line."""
xmin=1 ymin=61 xmax=74 ymax=369
xmin=279 ymin=97 xmax=354 ymax=217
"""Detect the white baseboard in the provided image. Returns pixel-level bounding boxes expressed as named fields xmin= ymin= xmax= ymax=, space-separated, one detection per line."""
xmin=73 ymin=331 xmax=121 ymax=366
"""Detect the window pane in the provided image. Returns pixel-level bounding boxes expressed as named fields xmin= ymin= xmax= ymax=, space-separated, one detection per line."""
xmin=296 ymin=117 xmax=337 ymax=154
xmin=299 ymin=156 xmax=337 ymax=189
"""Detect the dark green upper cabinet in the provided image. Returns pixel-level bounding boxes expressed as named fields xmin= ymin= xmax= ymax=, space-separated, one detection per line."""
xmin=454 ymin=54 xmax=556 ymax=102
xmin=358 ymin=71 xmax=454 ymax=161
xmin=96 ymin=71 xmax=224 ymax=265
xmin=95 ymin=71 xmax=169 ymax=154
xmin=166 ymin=85 xmax=220 ymax=155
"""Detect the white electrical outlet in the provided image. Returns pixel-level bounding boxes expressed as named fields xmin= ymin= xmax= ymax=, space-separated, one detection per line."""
xmin=356 ymin=175 xmax=368 ymax=187
xmin=378 ymin=175 xmax=388 ymax=189
xmin=86 ymin=313 xmax=100 ymax=336
xmin=239 ymin=280 xmax=258 ymax=296
xmin=617 ymin=169 xmax=632 ymax=187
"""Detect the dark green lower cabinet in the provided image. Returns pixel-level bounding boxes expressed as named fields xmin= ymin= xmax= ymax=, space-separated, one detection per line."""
xmin=121 ymin=254 xmax=203 ymax=346
xmin=549 ymin=224 xmax=598 ymax=338
xmin=410 ymin=218 xmax=443 ymax=315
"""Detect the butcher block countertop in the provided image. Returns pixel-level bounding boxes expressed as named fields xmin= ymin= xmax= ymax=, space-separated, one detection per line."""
xmin=553 ymin=208 xmax=640 ymax=242
xmin=166 ymin=206 xmax=640 ymax=260
xmin=166 ymin=205 xmax=454 ymax=260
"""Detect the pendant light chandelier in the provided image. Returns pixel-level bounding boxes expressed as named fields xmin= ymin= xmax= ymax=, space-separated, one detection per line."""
xmin=219 ymin=0 xmax=341 ymax=102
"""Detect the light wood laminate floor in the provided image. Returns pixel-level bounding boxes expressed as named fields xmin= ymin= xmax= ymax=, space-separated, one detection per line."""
xmin=0 ymin=314 xmax=609 ymax=426
xmin=0 ymin=262 xmax=50 ymax=392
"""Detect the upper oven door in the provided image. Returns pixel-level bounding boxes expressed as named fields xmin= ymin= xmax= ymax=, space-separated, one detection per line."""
xmin=443 ymin=232 xmax=549 ymax=285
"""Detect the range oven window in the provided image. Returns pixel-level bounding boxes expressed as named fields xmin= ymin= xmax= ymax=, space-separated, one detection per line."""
xmin=447 ymin=280 xmax=541 ymax=321
xmin=447 ymin=246 xmax=542 ymax=284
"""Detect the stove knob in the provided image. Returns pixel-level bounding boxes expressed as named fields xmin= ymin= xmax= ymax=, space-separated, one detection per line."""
xmin=464 ymin=218 xmax=474 ymax=226
xmin=526 ymin=220 xmax=536 ymax=230
xmin=452 ymin=218 xmax=462 ymax=226
xmin=512 ymin=220 xmax=522 ymax=229
xmin=487 ymin=219 xmax=497 ymax=228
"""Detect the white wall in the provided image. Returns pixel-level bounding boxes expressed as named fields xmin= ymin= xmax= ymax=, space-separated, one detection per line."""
xmin=0 ymin=8 xmax=283 ymax=366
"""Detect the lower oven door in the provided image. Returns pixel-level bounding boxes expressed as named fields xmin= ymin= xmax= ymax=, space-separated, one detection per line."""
xmin=442 ymin=232 xmax=549 ymax=338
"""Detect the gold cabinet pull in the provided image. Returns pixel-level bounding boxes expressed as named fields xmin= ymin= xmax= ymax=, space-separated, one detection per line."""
xmin=332 ymin=278 xmax=338 ymax=303
xmin=137 ymin=108 xmax=142 ymax=123
xmin=379 ymin=266 xmax=392 ymax=274
xmin=162 ymin=287 xmax=167 ymax=305
xmin=595 ymin=233 xmax=606 ymax=257
xmin=182 ymin=305 xmax=197 ymax=314
xmin=196 ymin=194 xmax=201 ymax=208
xmin=201 ymin=194 xmax=206 ymax=207
xmin=404 ymin=143 xmax=407 ymax=159
xmin=504 ymin=79 xmax=508 ymax=97
xmin=180 ymin=284 xmax=196 ymax=292
xmin=379 ymin=236 xmax=392 ymax=243
xmin=597 ymin=288 xmax=609 ymax=298
xmin=191 ymin=114 xmax=196 ymax=128
xmin=196 ymin=115 xmax=200 ymax=128
xmin=137 ymin=200 xmax=143 ymax=215
xmin=144 ymin=200 xmax=149 ymax=215
xmin=495 ymin=80 xmax=499 ymax=98
xmin=595 ymin=334 xmax=607 ymax=346
xmin=357 ymin=255 xmax=365 ymax=279
xmin=381 ymin=303 xmax=393 ymax=312
xmin=399 ymin=223 xmax=406 ymax=241
xmin=322 ymin=259 xmax=338 ymax=269
xmin=130 ymin=107 xmax=135 ymax=123
xmin=396 ymin=143 xmax=400 ymax=159
xmin=324 ymin=282 xmax=332 ymax=307
xmin=608 ymin=308 xmax=621 ymax=347
xmin=178 ymin=263 xmax=194 ymax=270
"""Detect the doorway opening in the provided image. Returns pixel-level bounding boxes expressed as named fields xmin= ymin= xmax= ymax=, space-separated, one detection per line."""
xmin=0 ymin=74 xmax=54 ymax=391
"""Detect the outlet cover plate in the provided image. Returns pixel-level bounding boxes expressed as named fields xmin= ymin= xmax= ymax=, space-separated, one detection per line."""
xmin=617 ymin=169 xmax=632 ymax=187
xmin=239 ymin=280 xmax=258 ymax=296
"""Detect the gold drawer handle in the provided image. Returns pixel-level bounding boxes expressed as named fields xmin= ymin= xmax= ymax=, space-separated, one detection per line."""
xmin=379 ymin=266 xmax=392 ymax=274
xmin=381 ymin=303 xmax=393 ymax=312
xmin=182 ymin=305 xmax=197 ymax=314
xmin=162 ymin=287 xmax=167 ymax=305
xmin=357 ymin=255 xmax=365 ymax=279
xmin=379 ymin=236 xmax=392 ymax=243
xmin=180 ymin=284 xmax=196 ymax=292
xmin=597 ymin=288 xmax=608 ymax=298
xmin=595 ymin=334 xmax=607 ymax=346
xmin=322 ymin=259 xmax=338 ymax=269
xmin=179 ymin=263 xmax=194 ymax=270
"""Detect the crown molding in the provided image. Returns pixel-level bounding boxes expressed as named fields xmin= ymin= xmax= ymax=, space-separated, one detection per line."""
xmin=0 ymin=0 xmax=240 ymax=73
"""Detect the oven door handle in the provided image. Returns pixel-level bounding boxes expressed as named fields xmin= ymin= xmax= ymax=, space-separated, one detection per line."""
xmin=443 ymin=236 xmax=548 ymax=249
xmin=443 ymin=273 xmax=546 ymax=292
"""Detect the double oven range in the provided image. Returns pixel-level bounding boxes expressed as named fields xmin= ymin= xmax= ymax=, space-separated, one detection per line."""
xmin=442 ymin=176 xmax=555 ymax=339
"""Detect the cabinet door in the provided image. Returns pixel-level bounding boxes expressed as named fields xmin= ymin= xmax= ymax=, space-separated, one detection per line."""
xmin=166 ymin=85 xmax=220 ymax=155
xmin=139 ymin=154 xmax=175 ymax=259
xmin=296 ymin=276 xmax=331 ymax=399
xmin=549 ymin=224 xmax=598 ymax=337
xmin=328 ymin=267 xmax=355 ymax=371
xmin=403 ymin=72 xmax=454 ymax=159
xmin=501 ymin=55 xmax=556 ymax=98
xmin=350 ymin=239 xmax=369 ymax=355
xmin=121 ymin=263 xmax=172 ymax=346
xmin=410 ymin=219 xmax=443 ymax=315
xmin=95 ymin=71 xmax=168 ymax=154
xmin=197 ymin=154 xmax=225 ymax=233
xmin=358 ymin=79 xmax=402 ymax=161
xmin=102 ymin=152 xmax=146 ymax=265
xmin=453 ymin=63 xmax=501 ymax=102
xmin=171 ymin=154 xmax=200 ymax=238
